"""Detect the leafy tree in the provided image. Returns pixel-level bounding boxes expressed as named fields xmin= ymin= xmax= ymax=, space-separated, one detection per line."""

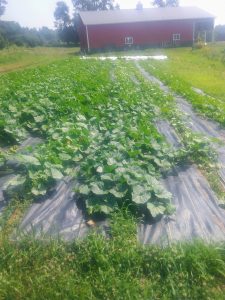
xmin=152 ymin=0 xmax=179 ymax=7
xmin=0 ymin=32 xmax=6 ymax=48
xmin=136 ymin=1 xmax=143 ymax=10
xmin=71 ymin=0 xmax=115 ymax=11
xmin=0 ymin=0 xmax=7 ymax=17
xmin=214 ymin=25 xmax=225 ymax=41
xmin=115 ymin=3 xmax=120 ymax=10
xmin=54 ymin=1 xmax=78 ymax=45
xmin=58 ymin=25 xmax=78 ymax=44
xmin=39 ymin=27 xmax=58 ymax=45
xmin=54 ymin=1 xmax=70 ymax=30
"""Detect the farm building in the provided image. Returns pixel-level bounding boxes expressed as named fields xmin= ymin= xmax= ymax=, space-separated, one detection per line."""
xmin=78 ymin=6 xmax=215 ymax=52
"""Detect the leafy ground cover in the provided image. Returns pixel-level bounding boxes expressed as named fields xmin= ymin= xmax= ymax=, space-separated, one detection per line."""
xmin=1 ymin=56 xmax=221 ymax=219
xmin=0 ymin=57 xmax=178 ymax=220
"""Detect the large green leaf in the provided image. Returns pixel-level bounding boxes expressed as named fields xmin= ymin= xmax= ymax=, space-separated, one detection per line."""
xmin=90 ymin=182 xmax=108 ymax=195
xmin=147 ymin=202 xmax=166 ymax=218
xmin=17 ymin=154 xmax=40 ymax=166
xmin=132 ymin=185 xmax=151 ymax=204
xmin=50 ymin=168 xmax=64 ymax=180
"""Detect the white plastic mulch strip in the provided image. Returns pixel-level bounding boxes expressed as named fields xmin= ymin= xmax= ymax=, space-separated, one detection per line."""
xmin=81 ymin=55 xmax=167 ymax=61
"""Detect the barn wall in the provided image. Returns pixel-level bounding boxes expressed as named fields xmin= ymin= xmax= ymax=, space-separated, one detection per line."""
xmin=78 ymin=16 xmax=88 ymax=51
xmin=87 ymin=19 xmax=195 ymax=50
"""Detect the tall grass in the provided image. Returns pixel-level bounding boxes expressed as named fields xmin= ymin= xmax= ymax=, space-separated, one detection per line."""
xmin=0 ymin=210 xmax=224 ymax=299
xmin=0 ymin=47 xmax=78 ymax=73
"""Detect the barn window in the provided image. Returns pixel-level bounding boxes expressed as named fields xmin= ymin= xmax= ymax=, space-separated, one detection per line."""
xmin=125 ymin=37 xmax=134 ymax=45
xmin=173 ymin=34 xmax=181 ymax=41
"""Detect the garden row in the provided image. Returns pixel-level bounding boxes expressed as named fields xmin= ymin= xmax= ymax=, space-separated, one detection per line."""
xmin=139 ymin=58 xmax=225 ymax=126
xmin=1 ymin=56 xmax=224 ymax=229
xmin=0 ymin=58 xmax=180 ymax=222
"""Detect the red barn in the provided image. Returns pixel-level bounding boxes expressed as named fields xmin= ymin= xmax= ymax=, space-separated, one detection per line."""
xmin=78 ymin=6 xmax=215 ymax=52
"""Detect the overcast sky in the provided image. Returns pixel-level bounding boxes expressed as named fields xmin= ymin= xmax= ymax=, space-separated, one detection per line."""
xmin=1 ymin=0 xmax=225 ymax=29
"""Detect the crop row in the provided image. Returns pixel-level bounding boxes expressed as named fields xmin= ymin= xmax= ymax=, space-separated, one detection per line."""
xmin=139 ymin=61 xmax=225 ymax=126
xmin=0 ymin=57 xmax=220 ymax=220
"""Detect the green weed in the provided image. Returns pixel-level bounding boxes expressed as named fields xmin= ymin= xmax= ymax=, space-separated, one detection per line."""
xmin=0 ymin=210 xmax=224 ymax=299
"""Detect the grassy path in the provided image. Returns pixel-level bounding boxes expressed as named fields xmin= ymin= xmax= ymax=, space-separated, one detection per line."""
xmin=0 ymin=47 xmax=79 ymax=73
xmin=1 ymin=210 xmax=225 ymax=299
xmin=143 ymin=43 xmax=225 ymax=101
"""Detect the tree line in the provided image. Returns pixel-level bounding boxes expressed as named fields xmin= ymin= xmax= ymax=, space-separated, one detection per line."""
xmin=0 ymin=0 xmax=225 ymax=50
xmin=0 ymin=21 xmax=60 ymax=49
xmin=0 ymin=0 xmax=59 ymax=49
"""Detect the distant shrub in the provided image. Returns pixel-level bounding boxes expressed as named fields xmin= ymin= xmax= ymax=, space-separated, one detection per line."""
xmin=214 ymin=25 xmax=225 ymax=41
xmin=192 ymin=42 xmax=205 ymax=50
xmin=221 ymin=48 xmax=225 ymax=64
xmin=0 ymin=33 xmax=6 ymax=49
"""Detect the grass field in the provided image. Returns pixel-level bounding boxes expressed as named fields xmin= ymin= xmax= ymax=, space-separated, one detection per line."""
xmin=0 ymin=45 xmax=225 ymax=299
xmin=0 ymin=47 xmax=78 ymax=73
xmin=143 ymin=42 xmax=225 ymax=100
xmin=108 ymin=42 xmax=225 ymax=101
xmin=138 ymin=43 xmax=225 ymax=126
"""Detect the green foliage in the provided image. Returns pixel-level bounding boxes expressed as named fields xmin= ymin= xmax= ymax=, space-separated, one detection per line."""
xmin=0 ymin=0 xmax=7 ymax=17
xmin=0 ymin=47 xmax=78 ymax=73
xmin=54 ymin=1 xmax=70 ymax=28
xmin=0 ymin=211 xmax=224 ymax=299
xmin=72 ymin=0 xmax=115 ymax=11
xmin=125 ymin=61 xmax=225 ymax=203
xmin=0 ymin=49 xmax=225 ymax=299
xmin=139 ymin=52 xmax=225 ymax=126
xmin=1 ymin=54 xmax=222 ymax=217
xmin=214 ymin=25 xmax=225 ymax=42
xmin=0 ymin=32 xmax=6 ymax=49
xmin=54 ymin=2 xmax=78 ymax=45
xmin=0 ymin=59 xmax=179 ymax=218
xmin=152 ymin=0 xmax=179 ymax=7
xmin=58 ymin=25 xmax=78 ymax=45
xmin=0 ymin=21 xmax=59 ymax=49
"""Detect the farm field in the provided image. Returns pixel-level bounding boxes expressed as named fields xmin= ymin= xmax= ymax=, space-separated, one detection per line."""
xmin=140 ymin=42 xmax=225 ymax=125
xmin=143 ymin=42 xmax=225 ymax=100
xmin=0 ymin=45 xmax=225 ymax=298
xmin=0 ymin=47 xmax=78 ymax=73
xmin=110 ymin=42 xmax=225 ymax=100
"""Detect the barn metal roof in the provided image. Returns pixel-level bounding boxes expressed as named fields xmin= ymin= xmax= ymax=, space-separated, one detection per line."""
xmin=79 ymin=7 xmax=214 ymax=26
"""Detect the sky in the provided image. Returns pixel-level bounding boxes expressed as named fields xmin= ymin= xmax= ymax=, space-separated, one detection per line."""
xmin=1 ymin=0 xmax=225 ymax=29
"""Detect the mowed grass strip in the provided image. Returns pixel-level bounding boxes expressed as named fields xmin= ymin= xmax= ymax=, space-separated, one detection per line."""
xmin=0 ymin=47 xmax=79 ymax=73
xmin=139 ymin=43 xmax=225 ymax=126
xmin=142 ymin=43 xmax=225 ymax=100
xmin=0 ymin=210 xmax=225 ymax=300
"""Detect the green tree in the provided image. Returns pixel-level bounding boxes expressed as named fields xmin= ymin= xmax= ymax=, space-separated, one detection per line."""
xmin=115 ymin=3 xmax=120 ymax=10
xmin=54 ymin=1 xmax=70 ymax=30
xmin=54 ymin=1 xmax=78 ymax=45
xmin=136 ymin=1 xmax=143 ymax=10
xmin=71 ymin=0 xmax=115 ymax=11
xmin=0 ymin=32 xmax=6 ymax=48
xmin=0 ymin=20 xmax=59 ymax=48
xmin=152 ymin=0 xmax=179 ymax=7
xmin=214 ymin=25 xmax=225 ymax=41
xmin=0 ymin=0 xmax=7 ymax=17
